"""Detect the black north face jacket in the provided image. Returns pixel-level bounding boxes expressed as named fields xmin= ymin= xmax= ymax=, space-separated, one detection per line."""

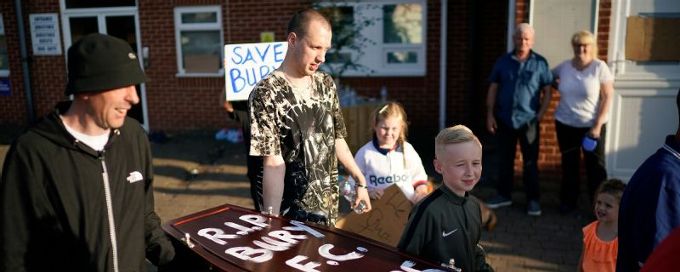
xmin=0 ymin=102 xmax=174 ymax=272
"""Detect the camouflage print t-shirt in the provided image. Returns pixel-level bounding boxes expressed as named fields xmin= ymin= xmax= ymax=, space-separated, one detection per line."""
xmin=248 ymin=70 xmax=347 ymax=226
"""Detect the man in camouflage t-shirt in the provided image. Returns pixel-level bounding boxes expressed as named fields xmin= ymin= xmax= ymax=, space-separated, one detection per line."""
xmin=248 ymin=9 xmax=371 ymax=226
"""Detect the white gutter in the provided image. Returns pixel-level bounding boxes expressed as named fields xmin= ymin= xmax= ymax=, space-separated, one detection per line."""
xmin=439 ymin=0 xmax=448 ymax=130
xmin=507 ymin=0 xmax=516 ymax=52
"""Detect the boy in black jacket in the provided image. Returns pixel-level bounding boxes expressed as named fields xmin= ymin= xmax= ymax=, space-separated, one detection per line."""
xmin=398 ymin=125 xmax=493 ymax=271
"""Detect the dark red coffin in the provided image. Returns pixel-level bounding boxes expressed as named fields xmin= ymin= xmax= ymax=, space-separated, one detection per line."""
xmin=162 ymin=204 xmax=449 ymax=271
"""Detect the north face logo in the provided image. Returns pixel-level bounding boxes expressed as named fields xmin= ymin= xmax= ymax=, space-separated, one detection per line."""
xmin=127 ymin=171 xmax=143 ymax=183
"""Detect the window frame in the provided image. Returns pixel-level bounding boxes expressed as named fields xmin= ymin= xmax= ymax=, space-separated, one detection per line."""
xmin=322 ymin=0 xmax=427 ymax=77
xmin=0 ymin=14 xmax=8 ymax=77
xmin=174 ymin=5 xmax=224 ymax=77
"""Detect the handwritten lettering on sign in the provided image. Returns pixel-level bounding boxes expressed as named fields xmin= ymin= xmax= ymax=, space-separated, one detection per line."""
xmin=335 ymin=185 xmax=413 ymax=247
xmin=224 ymin=42 xmax=287 ymax=101
xmin=165 ymin=204 xmax=445 ymax=272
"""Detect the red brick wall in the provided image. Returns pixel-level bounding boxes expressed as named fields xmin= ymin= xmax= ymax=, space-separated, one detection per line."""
xmin=0 ymin=0 xmax=612 ymax=184
xmin=342 ymin=0 xmax=441 ymax=140
xmin=458 ymin=0 xmax=508 ymax=133
xmin=139 ymin=0 xmax=222 ymax=130
xmin=597 ymin=0 xmax=612 ymax=61
xmin=0 ymin=0 xmax=474 ymax=135
xmin=445 ymin=0 xmax=471 ymax=127
xmin=25 ymin=1 xmax=65 ymax=119
xmin=139 ymin=0 xmax=310 ymax=130
xmin=515 ymin=0 xmax=530 ymax=25
xmin=121 ymin=0 xmax=442 ymax=132
xmin=0 ymin=1 xmax=68 ymax=126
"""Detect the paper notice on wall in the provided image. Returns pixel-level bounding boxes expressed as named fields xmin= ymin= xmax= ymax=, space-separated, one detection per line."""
xmin=29 ymin=13 xmax=62 ymax=56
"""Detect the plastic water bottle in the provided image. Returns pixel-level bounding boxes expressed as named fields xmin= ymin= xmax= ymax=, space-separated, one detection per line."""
xmin=339 ymin=176 xmax=365 ymax=214
xmin=349 ymin=88 xmax=357 ymax=106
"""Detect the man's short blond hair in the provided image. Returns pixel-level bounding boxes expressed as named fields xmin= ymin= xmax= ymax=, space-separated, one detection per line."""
xmin=435 ymin=125 xmax=482 ymax=159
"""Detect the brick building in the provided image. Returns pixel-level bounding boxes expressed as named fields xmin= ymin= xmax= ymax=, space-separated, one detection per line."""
xmin=1 ymin=0 xmax=625 ymax=183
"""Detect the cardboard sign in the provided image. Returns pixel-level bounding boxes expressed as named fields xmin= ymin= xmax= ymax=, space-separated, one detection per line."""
xmin=626 ymin=16 xmax=680 ymax=61
xmin=335 ymin=185 xmax=413 ymax=247
xmin=224 ymin=42 xmax=287 ymax=101
xmin=163 ymin=204 xmax=445 ymax=272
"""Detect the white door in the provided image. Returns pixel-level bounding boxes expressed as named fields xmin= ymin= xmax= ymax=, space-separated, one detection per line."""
xmin=61 ymin=2 xmax=149 ymax=130
xmin=530 ymin=0 xmax=597 ymax=69
xmin=607 ymin=0 xmax=680 ymax=180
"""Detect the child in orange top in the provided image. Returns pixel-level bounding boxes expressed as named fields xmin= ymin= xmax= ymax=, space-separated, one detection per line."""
xmin=578 ymin=179 xmax=625 ymax=272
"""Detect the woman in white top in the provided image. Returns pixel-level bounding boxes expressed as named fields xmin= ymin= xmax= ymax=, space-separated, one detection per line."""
xmin=552 ymin=30 xmax=614 ymax=214
xmin=350 ymin=102 xmax=430 ymax=204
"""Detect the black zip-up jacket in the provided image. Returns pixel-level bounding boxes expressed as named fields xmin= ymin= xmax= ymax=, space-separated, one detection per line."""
xmin=1 ymin=102 xmax=174 ymax=272
xmin=398 ymin=185 xmax=493 ymax=272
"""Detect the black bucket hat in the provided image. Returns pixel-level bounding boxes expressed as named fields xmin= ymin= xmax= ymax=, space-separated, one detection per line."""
xmin=65 ymin=33 xmax=147 ymax=95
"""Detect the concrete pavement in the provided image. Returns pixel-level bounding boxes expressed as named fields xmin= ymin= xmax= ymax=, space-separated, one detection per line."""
xmin=0 ymin=130 xmax=590 ymax=271
xmin=148 ymin=131 xmax=590 ymax=271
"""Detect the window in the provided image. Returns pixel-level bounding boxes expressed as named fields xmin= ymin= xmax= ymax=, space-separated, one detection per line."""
xmin=174 ymin=6 xmax=223 ymax=76
xmin=320 ymin=0 xmax=426 ymax=76
xmin=0 ymin=14 xmax=8 ymax=77
xmin=65 ymin=0 xmax=135 ymax=9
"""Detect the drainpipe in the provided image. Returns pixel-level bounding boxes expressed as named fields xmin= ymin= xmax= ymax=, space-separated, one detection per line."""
xmin=439 ymin=0 xmax=448 ymax=130
xmin=507 ymin=0 xmax=516 ymax=52
xmin=14 ymin=0 xmax=35 ymax=123
xmin=467 ymin=0 xmax=478 ymax=127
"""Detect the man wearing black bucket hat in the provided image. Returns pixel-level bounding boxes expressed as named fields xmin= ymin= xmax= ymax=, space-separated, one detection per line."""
xmin=1 ymin=33 xmax=174 ymax=271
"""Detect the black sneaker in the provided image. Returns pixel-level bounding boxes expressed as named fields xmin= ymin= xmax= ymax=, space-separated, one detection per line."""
xmin=486 ymin=195 xmax=512 ymax=209
xmin=559 ymin=204 xmax=577 ymax=215
xmin=527 ymin=200 xmax=542 ymax=216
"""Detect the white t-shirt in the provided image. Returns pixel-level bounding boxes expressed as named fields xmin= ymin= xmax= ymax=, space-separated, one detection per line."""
xmin=349 ymin=140 xmax=428 ymax=201
xmin=552 ymin=59 xmax=614 ymax=127
xmin=61 ymin=118 xmax=110 ymax=151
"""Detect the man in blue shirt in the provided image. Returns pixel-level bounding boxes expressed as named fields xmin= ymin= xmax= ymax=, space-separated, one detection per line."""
xmin=485 ymin=23 xmax=553 ymax=216
xmin=617 ymin=89 xmax=680 ymax=271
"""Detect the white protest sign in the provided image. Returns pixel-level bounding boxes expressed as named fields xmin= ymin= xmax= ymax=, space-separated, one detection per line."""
xmin=224 ymin=42 xmax=287 ymax=101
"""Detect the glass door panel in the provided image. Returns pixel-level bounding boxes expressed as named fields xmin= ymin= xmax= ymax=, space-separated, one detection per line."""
xmin=68 ymin=16 xmax=98 ymax=44
xmin=105 ymin=15 xmax=144 ymax=124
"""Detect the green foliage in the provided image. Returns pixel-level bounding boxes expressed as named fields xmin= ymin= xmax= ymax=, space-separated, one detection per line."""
xmin=314 ymin=1 xmax=378 ymax=80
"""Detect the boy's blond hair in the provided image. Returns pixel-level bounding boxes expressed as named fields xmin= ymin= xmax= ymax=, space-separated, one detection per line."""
xmin=370 ymin=102 xmax=408 ymax=148
xmin=435 ymin=125 xmax=482 ymax=159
